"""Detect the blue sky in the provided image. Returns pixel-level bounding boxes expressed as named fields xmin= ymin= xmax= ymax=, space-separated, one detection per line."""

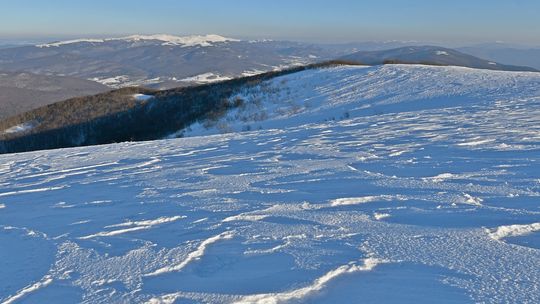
xmin=1 ymin=0 xmax=539 ymax=45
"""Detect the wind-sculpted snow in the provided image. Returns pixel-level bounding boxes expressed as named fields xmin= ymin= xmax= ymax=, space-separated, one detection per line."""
xmin=145 ymin=232 xmax=235 ymax=277
xmin=1 ymin=65 xmax=540 ymax=303
xmin=2 ymin=276 xmax=53 ymax=304
xmin=78 ymin=216 xmax=186 ymax=240
xmin=488 ymin=223 xmax=540 ymax=241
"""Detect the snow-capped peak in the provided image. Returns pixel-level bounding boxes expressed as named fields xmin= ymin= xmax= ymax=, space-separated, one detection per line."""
xmin=36 ymin=34 xmax=240 ymax=48
xmin=118 ymin=34 xmax=240 ymax=47
xmin=36 ymin=38 xmax=106 ymax=48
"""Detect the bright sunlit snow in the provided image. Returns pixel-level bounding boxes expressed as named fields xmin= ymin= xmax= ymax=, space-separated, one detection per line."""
xmin=133 ymin=94 xmax=154 ymax=101
xmin=436 ymin=50 xmax=450 ymax=56
xmin=181 ymin=72 xmax=233 ymax=84
xmin=1 ymin=65 xmax=539 ymax=303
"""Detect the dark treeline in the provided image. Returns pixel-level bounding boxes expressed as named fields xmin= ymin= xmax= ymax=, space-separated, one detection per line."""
xmin=0 ymin=60 xmax=361 ymax=154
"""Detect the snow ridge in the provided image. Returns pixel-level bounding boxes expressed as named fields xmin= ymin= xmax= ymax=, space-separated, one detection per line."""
xmin=488 ymin=223 xmax=540 ymax=240
xmin=330 ymin=195 xmax=402 ymax=206
xmin=36 ymin=34 xmax=240 ymax=48
xmin=2 ymin=276 xmax=53 ymax=304
xmin=233 ymin=258 xmax=384 ymax=304
xmin=145 ymin=231 xmax=234 ymax=276
xmin=78 ymin=215 xmax=185 ymax=239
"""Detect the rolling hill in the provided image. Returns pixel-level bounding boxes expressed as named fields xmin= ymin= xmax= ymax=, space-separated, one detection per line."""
xmin=458 ymin=44 xmax=540 ymax=70
xmin=0 ymin=71 xmax=108 ymax=120
xmin=340 ymin=46 xmax=538 ymax=71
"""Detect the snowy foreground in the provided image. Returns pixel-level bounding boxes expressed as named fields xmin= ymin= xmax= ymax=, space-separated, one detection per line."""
xmin=1 ymin=65 xmax=540 ymax=303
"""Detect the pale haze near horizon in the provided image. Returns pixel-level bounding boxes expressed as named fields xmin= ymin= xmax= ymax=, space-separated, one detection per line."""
xmin=0 ymin=0 xmax=539 ymax=46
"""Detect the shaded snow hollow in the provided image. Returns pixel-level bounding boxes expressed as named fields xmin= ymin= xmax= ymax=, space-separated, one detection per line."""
xmin=1 ymin=65 xmax=540 ymax=303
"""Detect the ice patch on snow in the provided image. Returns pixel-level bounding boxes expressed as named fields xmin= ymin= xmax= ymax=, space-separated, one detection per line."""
xmin=436 ymin=51 xmax=450 ymax=56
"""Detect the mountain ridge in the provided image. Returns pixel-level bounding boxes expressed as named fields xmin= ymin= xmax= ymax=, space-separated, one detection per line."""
xmin=341 ymin=45 xmax=538 ymax=72
xmin=36 ymin=34 xmax=240 ymax=48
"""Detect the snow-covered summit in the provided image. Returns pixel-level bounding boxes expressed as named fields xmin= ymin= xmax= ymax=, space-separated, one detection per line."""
xmin=119 ymin=34 xmax=240 ymax=47
xmin=36 ymin=34 xmax=240 ymax=48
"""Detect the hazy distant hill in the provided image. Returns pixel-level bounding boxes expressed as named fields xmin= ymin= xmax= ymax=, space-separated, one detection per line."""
xmin=458 ymin=44 xmax=540 ymax=70
xmin=0 ymin=71 xmax=108 ymax=120
xmin=341 ymin=46 xmax=538 ymax=72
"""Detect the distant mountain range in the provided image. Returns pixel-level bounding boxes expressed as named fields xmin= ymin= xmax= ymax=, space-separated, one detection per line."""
xmin=1 ymin=34 xmax=538 ymax=130
xmin=340 ymin=46 xmax=538 ymax=72
xmin=0 ymin=34 xmax=352 ymax=89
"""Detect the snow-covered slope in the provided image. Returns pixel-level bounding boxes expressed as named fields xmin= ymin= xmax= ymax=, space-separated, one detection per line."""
xmin=1 ymin=65 xmax=540 ymax=303
xmin=183 ymin=65 xmax=540 ymax=138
